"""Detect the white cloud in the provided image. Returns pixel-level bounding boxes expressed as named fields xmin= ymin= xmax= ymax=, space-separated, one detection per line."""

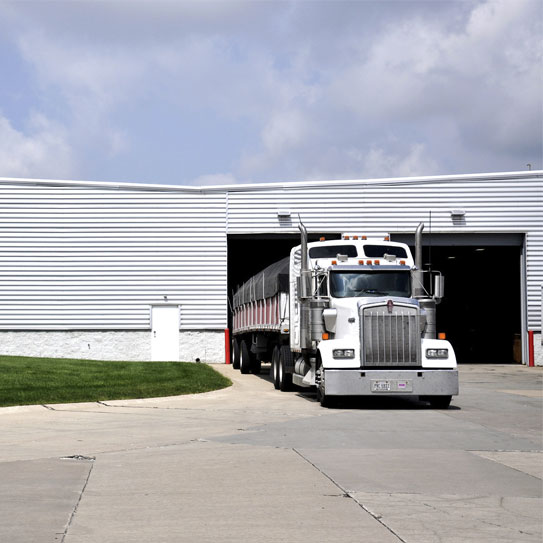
xmin=0 ymin=113 xmax=75 ymax=178
xmin=0 ymin=0 xmax=540 ymax=184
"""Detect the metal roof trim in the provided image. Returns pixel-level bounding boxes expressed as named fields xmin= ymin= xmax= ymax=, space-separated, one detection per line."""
xmin=0 ymin=170 xmax=541 ymax=194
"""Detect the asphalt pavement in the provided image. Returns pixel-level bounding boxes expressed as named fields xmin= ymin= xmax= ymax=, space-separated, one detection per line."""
xmin=0 ymin=363 xmax=541 ymax=543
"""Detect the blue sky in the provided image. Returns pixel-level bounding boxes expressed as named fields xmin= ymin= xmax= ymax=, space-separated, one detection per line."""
xmin=0 ymin=0 xmax=541 ymax=186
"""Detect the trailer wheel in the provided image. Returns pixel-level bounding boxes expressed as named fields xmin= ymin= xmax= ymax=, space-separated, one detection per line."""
xmin=271 ymin=346 xmax=280 ymax=389
xmin=428 ymin=395 xmax=452 ymax=409
xmin=231 ymin=337 xmax=240 ymax=369
xmin=240 ymin=340 xmax=252 ymax=374
xmin=279 ymin=346 xmax=293 ymax=392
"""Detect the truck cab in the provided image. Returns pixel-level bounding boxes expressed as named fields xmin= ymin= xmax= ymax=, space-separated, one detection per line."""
xmin=289 ymin=232 xmax=458 ymax=407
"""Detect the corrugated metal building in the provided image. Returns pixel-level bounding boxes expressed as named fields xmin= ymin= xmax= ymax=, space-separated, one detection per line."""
xmin=0 ymin=170 xmax=541 ymax=365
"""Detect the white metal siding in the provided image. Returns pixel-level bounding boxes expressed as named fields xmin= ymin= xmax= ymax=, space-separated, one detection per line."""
xmin=227 ymin=173 xmax=543 ymax=330
xmin=0 ymin=183 xmax=226 ymax=330
xmin=1 ymin=172 xmax=541 ymax=333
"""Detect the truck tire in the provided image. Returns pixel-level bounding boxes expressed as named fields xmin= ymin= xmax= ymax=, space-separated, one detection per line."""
xmin=271 ymin=346 xmax=280 ymax=389
xmin=240 ymin=340 xmax=252 ymax=374
xmin=428 ymin=395 xmax=452 ymax=409
xmin=316 ymin=358 xmax=332 ymax=407
xmin=279 ymin=345 xmax=293 ymax=392
xmin=231 ymin=337 xmax=240 ymax=369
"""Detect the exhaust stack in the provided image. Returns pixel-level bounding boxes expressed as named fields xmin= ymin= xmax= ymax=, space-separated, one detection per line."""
xmin=413 ymin=222 xmax=437 ymax=339
xmin=414 ymin=222 xmax=425 ymax=298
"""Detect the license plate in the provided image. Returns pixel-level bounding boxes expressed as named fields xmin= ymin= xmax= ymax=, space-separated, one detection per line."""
xmin=371 ymin=379 xmax=413 ymax=393
xmin=371 ymin=380 xmax=391 ymax=392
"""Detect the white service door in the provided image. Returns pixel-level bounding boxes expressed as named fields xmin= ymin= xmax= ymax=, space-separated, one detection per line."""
xmin=151 ymin=306 xmax=180 ymax=361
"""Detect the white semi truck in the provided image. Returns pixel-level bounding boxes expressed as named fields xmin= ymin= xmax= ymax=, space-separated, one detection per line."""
xmin=231 ymin=222 xmax=459 ymax=408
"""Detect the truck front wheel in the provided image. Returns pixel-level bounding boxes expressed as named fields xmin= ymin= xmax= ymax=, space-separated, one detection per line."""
xmin=240 ymin=340 xmax=252 ymax=374
xmin=427 ymin=395 xmax=452 ymax=409
xmin=316 ymin=359 xmax=332 ymax=407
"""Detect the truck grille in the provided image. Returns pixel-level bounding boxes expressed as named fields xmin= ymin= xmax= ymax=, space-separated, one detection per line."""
xmin=361 ymin=303 xmax=421 ymax=366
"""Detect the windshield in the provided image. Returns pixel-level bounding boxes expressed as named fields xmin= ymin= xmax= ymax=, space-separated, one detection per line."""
xmin=329 ymin=271 xmax=411 ymax=298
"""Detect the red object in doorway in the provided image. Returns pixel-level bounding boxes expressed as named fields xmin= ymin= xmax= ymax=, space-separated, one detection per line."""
xmin=225 ymin=328 xmax=231 ymax=364
xmin=528 ymin=330 xmax=534 ymax=367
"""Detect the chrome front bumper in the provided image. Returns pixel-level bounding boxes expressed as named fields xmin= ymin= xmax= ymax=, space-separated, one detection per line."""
xmin=324 ymin=369 xmax=459 ymax=397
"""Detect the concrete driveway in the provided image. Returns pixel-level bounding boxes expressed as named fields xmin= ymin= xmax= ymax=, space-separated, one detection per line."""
xmin=0 ymin=364 xmax=541 ymax=543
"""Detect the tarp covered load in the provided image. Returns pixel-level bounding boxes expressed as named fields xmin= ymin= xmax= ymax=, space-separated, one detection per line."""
xmin=233 ymin=257 xmax=290 ymax=308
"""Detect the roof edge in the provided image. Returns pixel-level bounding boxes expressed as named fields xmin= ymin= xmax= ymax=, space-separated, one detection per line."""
xmin=0 ymin=170 xmax=541 ymax=193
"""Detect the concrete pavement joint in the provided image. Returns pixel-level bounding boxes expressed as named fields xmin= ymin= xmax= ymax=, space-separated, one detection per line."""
xmin=59 ymin=457 xmax=94 ymax=543
xmin=292 ymin=448 xmax=407 ymax=543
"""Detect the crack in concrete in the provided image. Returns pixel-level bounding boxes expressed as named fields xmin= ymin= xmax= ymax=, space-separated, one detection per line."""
xmin=59 ymin=457 xmax=94 ymax=543
xmin=292 ymin=448 xmax=406 ymax=543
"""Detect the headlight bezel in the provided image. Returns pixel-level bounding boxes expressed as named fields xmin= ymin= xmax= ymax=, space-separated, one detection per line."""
xmin=332 ymin=348 xmax=355 ymax=359
xmin=426 ymin=348 xmax=449 ymax=359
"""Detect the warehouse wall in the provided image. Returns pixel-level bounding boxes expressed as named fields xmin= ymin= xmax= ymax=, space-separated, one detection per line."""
xmin=0 ymin=179 xmax=227 ymax=361
xmin=0 ymin=171 xmax=541 ymax=364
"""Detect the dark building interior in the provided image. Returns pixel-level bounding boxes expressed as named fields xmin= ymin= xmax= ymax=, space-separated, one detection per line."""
xmin=227 ymin=233 xmax=522 ymax=364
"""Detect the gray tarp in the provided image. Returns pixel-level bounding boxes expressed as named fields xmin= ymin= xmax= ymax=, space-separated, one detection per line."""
xmin=233 ymin=257 xmax=290 ymax=308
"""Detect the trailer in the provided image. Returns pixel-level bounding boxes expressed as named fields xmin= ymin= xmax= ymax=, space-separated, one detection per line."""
xmin=231 ymin=223 xmax=459 ymax=408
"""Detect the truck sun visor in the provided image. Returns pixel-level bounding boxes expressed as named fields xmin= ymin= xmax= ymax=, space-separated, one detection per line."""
xmin=363 ymin=245 xmax=408 ymax=258
xmin=308 ymin=245 xmax=358 ymax=258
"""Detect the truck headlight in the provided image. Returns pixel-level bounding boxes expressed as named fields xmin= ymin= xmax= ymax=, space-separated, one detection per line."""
xmin=333 ymin=349 xmax=355 ymax=359
xmin=426 ymin=348 xmax=448 ymax=359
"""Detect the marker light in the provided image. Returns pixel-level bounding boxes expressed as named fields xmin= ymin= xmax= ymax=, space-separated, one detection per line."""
xmin=353 ymin=235 xmax=358 ymax=240
xmin=362 ymin=235 xmax=367 ymax=240
xmin=366 ymin=260 xmax=372 ymax=265
xmin=374 ymin=260 xmax=380 ymax=265
xmin=331 ymin=260 xmax=337 ymax=265
xmin=320 ymin=237 xmax=326 ymax=242
xmin=333 ymin=349 xmax=355 ymax=359
xmin=438 ymin=332 xmax=447 ymax=340
xmin=358 ymin=260 xmax=364 ymax=265
xmin=384 ymin=236 xmax=390 ymax=241
xmin=426 ymin=348 xmax=449 ymax=359
xmin=322 ymin=333 xmax=330 ymax=340
xmin=344 ymin=235 xmax=350 ymax=240
xmin=400 ymin=260 xmax=406 ymax=265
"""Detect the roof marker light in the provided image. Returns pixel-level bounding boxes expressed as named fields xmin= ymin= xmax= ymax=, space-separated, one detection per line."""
xmin=332 ymin=260 xmax=337 ymax=265
xmin=400 ymin=260 xmax=406 ymax=265
xmin=358 ymin=260 xmax=364 ymax=265
xmin=362 ymin=235 xmax=367 ymax=240
xmin=384 ymin=236 xmax=390 ymax=241
xmin=353 ymin=235 xmax=358 ymax=240
xmin=366 ymin=260 xmax=372 ymax=265
xmin=322 ymin=333 xmax=329 ymax=340
xmin=344 ymin=235 xmax=350 ymax=240
xmin=374 ymin=260 xmax=380 ymax=265
xmin=438 ymin=332 xmax=447 ymax=340
xmin=320 ymin=237 xmax=326 ymax=242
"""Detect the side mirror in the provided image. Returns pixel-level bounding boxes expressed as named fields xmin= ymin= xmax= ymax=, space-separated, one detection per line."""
xmin=323 ymin=308 xmax=337 ymax=333
xmin=434 ymin=274 xmax=445 ymax=300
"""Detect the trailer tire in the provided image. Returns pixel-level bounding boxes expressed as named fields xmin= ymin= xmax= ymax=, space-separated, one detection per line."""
xmin=231 ymin=337 xmax=240 ymax=369
xmin=428 ymin=395 xmax=452 ymax=409
xmin=271 ymin=346 xmax=280 ymax=389
xmin=279 ymin=346 xmax=293 ymax=392
xmin=240 ymin=340 xmax=252 ymax=374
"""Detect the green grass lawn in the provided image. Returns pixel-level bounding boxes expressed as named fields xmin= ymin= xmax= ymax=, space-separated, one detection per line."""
xmin=0 ymin=355 xmax=232 ymax=407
